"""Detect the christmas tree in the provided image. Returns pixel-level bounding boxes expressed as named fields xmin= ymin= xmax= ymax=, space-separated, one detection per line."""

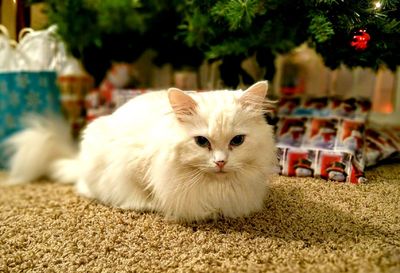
xmin=182 ymin=0 xmax=400 ymax=87
xmin=32 ymin=0 xmax=400 ymax=87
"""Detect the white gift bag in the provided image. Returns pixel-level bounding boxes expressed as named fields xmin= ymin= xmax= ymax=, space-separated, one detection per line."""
xmin=0 ymin=25 xmax=29 ymax=71
xmin=16 ymin=25 xmax=68 ymax=72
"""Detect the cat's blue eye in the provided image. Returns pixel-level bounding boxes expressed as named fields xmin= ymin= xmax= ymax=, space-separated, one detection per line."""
xmin=230 ymin=135 xmax=245 ymax=146
xmin=194 ymin=136 xmax=210 ymax=148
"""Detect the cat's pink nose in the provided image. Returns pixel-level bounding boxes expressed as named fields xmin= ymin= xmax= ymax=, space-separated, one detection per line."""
xmin=215 ymin=160 xmax=226 ymax=169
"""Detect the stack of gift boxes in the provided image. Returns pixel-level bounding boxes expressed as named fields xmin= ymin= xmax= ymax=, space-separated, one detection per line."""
xmin=275 ymin=97 xmax=370 ymax=183
xmin=275 ymin=96 xmax=400 ymax=183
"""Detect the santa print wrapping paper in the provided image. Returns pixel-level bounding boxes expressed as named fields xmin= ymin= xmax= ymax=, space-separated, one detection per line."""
xmin=364 ymin=126 xmax=400 ymax=166
xmin=276 ymin=96 xmax=370 ymax=184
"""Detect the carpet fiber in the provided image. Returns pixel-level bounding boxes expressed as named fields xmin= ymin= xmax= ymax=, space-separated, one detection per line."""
xmin=1 ymin=164 xmax=399 ymax=273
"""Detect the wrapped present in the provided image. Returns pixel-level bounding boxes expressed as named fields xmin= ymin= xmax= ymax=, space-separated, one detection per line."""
xmin=82 ymin=61 xmax=146 ymax=122
xmin=85 ymin=88 xmax=149 ymax=122
xmin=365 ymin=124 xmax=400 ymax=166
xmin=275 ymin=96 xmax=371 ymax=183
xmin=58 ymin=75 xmax=94 ymax=138
xmin=0 ymin=71 xmax=62 ymax=168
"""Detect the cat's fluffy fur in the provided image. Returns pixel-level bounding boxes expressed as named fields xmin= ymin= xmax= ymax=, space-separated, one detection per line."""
xmin=4 ymin=81 xmax=276 ymax=222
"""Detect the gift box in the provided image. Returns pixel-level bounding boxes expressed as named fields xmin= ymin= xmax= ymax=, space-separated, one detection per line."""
xmin=58 ymin=75 xmax=94 ymax=138
xmin=0 ymin=71 xmax=62 ymax=168
xmin=275 ymin=96 xmax=371 ymax=183
xmin=364 ymin=124 xmax=400 ymax=166
xmin=85 ymin=88 xmax=148 ymax=122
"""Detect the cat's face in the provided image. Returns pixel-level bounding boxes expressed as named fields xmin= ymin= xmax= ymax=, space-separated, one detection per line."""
xmin=168 ymin=82 xmax=273 ymax=178
xmin=177 ymin=114 xmax=264 ymax=176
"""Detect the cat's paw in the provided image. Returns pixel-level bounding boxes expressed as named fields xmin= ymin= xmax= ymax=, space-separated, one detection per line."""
xmin=76 ymin=179 xmax=94 ymax=198
xmin=118 ymin=199 xmax=158 ymax=212
xmin=3 ymin=177 xmax=30 ymax=186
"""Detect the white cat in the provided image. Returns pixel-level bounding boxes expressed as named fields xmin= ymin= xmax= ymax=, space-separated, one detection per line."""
xmin=4 ymin=81 xmax=276 ymax=222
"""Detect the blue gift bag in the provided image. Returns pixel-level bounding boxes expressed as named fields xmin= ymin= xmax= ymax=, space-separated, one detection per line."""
xmin=0 ymin=71 xmax=62 ymax=168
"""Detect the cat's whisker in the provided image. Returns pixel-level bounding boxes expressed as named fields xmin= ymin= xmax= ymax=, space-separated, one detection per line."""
xmin=169 ymin=170 xmax=204 ymax=214
xmin=170 ymin=168 xmax=202 ymax=195
xmin=180 ymin=169 xmax=204 ymax=193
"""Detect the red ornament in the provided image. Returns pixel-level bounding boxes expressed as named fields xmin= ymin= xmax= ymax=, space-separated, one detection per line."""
xmin=350 ymin=29 xmax=371 ymax=51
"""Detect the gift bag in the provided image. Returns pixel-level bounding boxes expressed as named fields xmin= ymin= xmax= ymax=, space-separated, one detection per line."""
xmin=0 ymin=25 xmax=27 ymax=72
xmin=0 ymin=25 xmax=67 ymax=168
xmin=16 ymin=25 xmax=68 ymax=72
xmin=0 ymin=71 xmax=62 ymax=168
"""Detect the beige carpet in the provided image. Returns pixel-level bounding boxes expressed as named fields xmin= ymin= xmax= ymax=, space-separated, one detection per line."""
xmin=0 ymin=164 xmax=399 ymax=273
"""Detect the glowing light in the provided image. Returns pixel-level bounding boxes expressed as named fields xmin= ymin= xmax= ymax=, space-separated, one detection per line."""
xmin=380 ymin=102 xmax=394 ymax=114
xmin=374 ymin=2 xmax=382 ymax=9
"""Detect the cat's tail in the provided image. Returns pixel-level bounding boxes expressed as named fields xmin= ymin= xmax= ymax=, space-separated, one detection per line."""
xmin=3 ymin=114 xmax=80 ymax=185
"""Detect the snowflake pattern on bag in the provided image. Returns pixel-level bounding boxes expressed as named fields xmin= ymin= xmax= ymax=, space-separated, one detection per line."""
xmin=0 ymin=72 xmax=61 ymax=167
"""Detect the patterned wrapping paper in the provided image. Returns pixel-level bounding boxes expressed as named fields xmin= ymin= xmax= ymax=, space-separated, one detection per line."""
xmin=85 ymin=88 xmax=148 ymax=122
xmin=58 ymin=75 xmax=94 ymax=138
xmin=364 ymin=125 xmax=400 ymax=166
xmin=275 ymin=96 xmax=371 ymax=184
xmin=0 ymin=71 xmax=62 ymax=167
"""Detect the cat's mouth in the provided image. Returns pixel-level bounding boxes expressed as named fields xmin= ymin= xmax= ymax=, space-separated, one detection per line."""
xmin=214 ymin=168 xmax=229 ymax=174
xmin=202 ymin=166 xmax=231 ymax=175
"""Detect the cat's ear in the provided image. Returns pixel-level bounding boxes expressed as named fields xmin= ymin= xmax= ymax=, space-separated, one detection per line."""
xmin=168 ymin=88 xmax=198 ymax=120
xmin=240 ymin=81 xmax=268 ymax=105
